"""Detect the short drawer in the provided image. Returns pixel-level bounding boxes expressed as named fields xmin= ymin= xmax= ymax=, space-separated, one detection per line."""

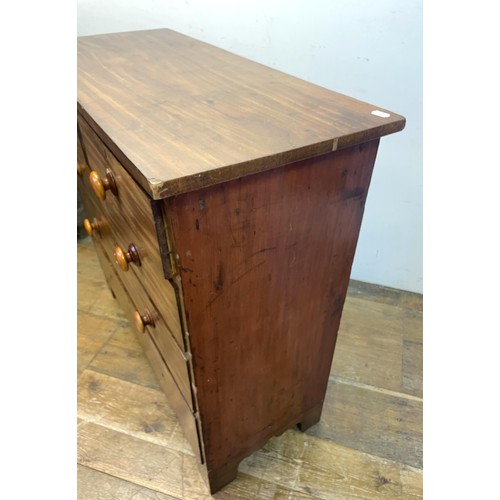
xmin=77 ymin=113 xmax=158 ymax=247
xmin=92 ymin=239 xmax=203 ymax=462
xmin=78 ymin=113 xmax=185 ymax=351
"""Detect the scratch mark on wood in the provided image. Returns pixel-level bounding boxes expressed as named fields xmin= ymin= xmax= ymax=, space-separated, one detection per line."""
xmin=230 ymin=260 xmax=266 ymax=286
xmin=247 ymin=246 xmax=277 ymax=260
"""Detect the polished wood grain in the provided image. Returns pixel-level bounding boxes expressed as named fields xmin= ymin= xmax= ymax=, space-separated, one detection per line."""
xmin=77 ymin=28 xmax=405 ymax=199
xmin=78 ymin=113 xmax=185 ymax=351
xmin=78 ymin=238 xmax=422 ymax=498
xmin=166 ymin=141 xmax=379 ymax=486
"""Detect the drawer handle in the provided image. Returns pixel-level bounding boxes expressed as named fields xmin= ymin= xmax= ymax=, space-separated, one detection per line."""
xmin=89 ymin=168 xmax=118 ymax=200
xmin=114 ymin=244 xmax=141 ymax=271
xmin=134 ymin=309 xmax=155 ymax=333
xmin=77 ymin=161 xmax=88 ymax=177
xmin=83 ymin=217 xmax=104 ymax=236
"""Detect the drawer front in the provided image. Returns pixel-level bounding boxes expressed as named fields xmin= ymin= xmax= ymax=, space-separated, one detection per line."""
xmin=77 ymin=126 xmax=88 ymax=177
xmin=79 ymin=184 xmax=195 ymax=411
xmin=92 ymin=239 xmax=203 ymax=463
xmin=78 ymin=114 xmax=184 ymax=351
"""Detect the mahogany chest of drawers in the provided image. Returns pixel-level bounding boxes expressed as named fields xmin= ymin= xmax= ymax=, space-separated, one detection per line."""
xmin=77 ymin=28 xmax=405 ymax=493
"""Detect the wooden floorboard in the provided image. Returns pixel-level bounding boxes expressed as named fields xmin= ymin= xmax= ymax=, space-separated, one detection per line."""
xmin=77 ymin=236 xmax=423 ymax=499
xmin=87 ymin=324 xmax=162 ymax=390
xmin=308 ymin=380 xmax=422 ymax=469
xmin=78 ymin=465 xmax=178 ymax=500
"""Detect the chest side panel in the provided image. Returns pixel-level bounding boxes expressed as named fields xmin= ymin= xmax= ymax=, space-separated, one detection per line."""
xmin=166 ymin=140 xmax=379 ymax=470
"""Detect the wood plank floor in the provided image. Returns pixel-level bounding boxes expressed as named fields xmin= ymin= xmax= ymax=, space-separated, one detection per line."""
xmin=77 ymin=236 xmax=423 ymax=499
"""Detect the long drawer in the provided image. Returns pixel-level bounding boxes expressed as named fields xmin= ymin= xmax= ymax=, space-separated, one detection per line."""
xmin=78 ymin=113 xmax=184 ymax=351
xmin=91 ymin=237 xmax=204 ymax=463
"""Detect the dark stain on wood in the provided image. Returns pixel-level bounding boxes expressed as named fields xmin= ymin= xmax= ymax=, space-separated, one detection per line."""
xmin=88 ymin=379 xmax=100 ymax=392
xmin=342 ymin=187 xmax=365 ymax=200
xmin=377 ymin=475 xmax=391 ymax=488
xmin=143 ymin=421 xmax=164 ymax=434
xmin=214 ymin=263 xmax=224 ymax=291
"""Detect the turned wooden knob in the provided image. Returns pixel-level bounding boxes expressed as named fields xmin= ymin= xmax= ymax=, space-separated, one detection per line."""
xmin=83 ymin=217 xmax=103 ymax=236
xmin=77 ymin=161 xmax=87 ymax=177
xmin=89 ymin=168 xmax=118 ymax=200
xmin=114 ymin=244 xmax=141 ymax=271
xmin=134 ymin=309 xmax=155 ymax=333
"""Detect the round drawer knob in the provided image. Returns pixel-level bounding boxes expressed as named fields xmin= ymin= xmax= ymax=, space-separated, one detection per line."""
xmin=114 ymin=244 xmax=141 ymax=271
xmin=83 ymin=217 xmax=103 ymax=236
xmin=134 ymin=309 xmax=155 ymax=333
xmin=89 ymin=168 xmax=118 ymax=200
xmin=77 ymin=161 xmax=87 ymax=177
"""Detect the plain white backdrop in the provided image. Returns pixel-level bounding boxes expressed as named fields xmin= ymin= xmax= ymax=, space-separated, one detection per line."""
xmin=77 ymin=0 xmax=423 ymax=293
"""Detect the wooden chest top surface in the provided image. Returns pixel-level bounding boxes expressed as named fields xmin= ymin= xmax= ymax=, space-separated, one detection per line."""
xmin=77 ymin=28 xmax=405 ymax=199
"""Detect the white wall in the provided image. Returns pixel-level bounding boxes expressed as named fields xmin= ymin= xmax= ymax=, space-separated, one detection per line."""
xmin=78 ymin=0 xmax=422 ymax=293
